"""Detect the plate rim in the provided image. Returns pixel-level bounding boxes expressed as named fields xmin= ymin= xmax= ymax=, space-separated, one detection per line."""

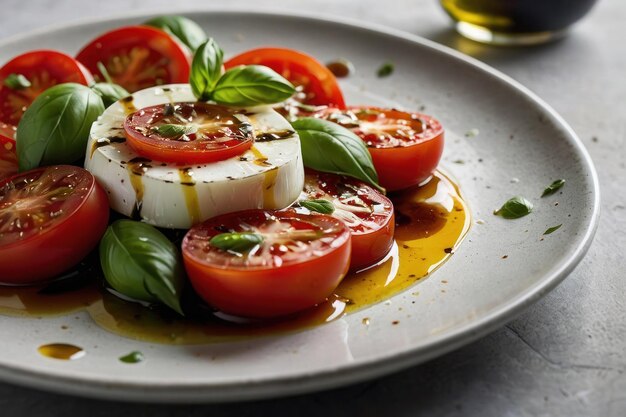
xmin=0 ymin=7 xmax=600 ymax=402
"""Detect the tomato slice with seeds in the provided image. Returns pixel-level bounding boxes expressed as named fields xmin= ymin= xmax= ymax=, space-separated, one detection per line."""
xmin=124 ymin=102 xmax=254 ymax=164
xmin=0 ymin=165 xmax=109 ymax=284
xmin=182 ymin=209 xmax=351 ymax=318
xmin=321 ymin=107 xmax=444 ymax=191
xmin=0 ymin=50 xmax=93 ymax=126
xmin=0 ymin=134 xmax=18 ymax=181
xmin=225 ymin=47 xmax=346 ymax=110
xmin=296 ymin=170 xmax=395 ymax=271
xmin=76 ymin=26 xmax=191 ymax=93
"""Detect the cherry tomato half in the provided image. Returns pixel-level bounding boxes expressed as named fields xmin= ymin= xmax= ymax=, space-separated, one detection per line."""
xmin=124 ymin=102 xmax=254 ymax=164
xmin=0 ymin=134 xmax=18 ymax=181
xmin=0 ymin=165 xmax=109 ymax=284
xmin=321 ymin=107 xmax=444 ymax=191
xmin=225 ymin=47 xmax=346 ymax=108
xmin=0 ymin=50 xmax=93 ymax=126
xmin=182 ymin=209 xmax=351 ymax=318
xmin=296 ymin=170 xmax=395 ymax=272
xmin=76 ymin=26 xmax=191 ymax=93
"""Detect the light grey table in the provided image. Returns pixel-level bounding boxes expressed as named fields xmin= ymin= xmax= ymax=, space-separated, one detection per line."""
xmin=1 ymin=0 xmax=624 ymax=415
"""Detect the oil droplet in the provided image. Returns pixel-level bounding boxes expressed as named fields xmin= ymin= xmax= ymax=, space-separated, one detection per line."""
xmin=120 ymin=95 xmax=137 ymax=115
xmin=326 ymin=59 xmax=354 ymax=78
xmin=362 ymin=317 xmax=370 ymax=326
xmin=38 ymin=343 xmax=85 ymax=360
xmin=179 ymin=168 xmax=200 ymax=224
xmin=119 ymin=351 xmax=144 ymax=364
xmin=249 ymin=146 xmax=272 ymax=167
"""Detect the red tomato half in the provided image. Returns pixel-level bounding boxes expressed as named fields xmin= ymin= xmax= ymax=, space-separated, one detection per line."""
xmin=182 ymin=209 xmax=351 ymax=318
xmin=321 ymin=107 xmax=444 ymax=191
xmin=225 ymin=47 xmax=346 ymax=108
xmin=296 ymin=170 xmax=395 ymax=272
xmin=76 ymin=26 xmax=191 ymax=93
xmin=0 ymin=134 xmax=18 ymax=181
xmin=124 ymin=102 xmax=254 ymax=164
xmin=0 ymin=165 xmax=109 ymax=284
xmin=0 ymin=50 xmax=93 ymax=126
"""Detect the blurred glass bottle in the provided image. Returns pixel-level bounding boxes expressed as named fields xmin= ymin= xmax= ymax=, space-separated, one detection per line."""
xmin=440 ymin=0 xmax=598 ymax=45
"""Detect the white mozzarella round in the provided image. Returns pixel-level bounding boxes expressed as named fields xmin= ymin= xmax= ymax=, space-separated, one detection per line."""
xmin=85 ymin=84 xmax=304 ymax=229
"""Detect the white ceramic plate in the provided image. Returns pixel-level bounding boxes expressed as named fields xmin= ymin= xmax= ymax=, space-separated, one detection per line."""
xmin=0 ymin=10 xmax=599 ymax=402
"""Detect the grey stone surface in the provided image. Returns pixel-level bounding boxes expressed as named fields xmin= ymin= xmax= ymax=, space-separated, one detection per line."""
xmin=0 ymin=0 xmax=623 ymax=415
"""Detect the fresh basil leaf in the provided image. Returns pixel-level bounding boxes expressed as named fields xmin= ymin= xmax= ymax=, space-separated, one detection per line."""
xmin=119 ymin=351 xmax=144 ymax=364
xmin=99 ymin=220 xmax=185 ymax=315
xmin=544 ymin=224 xmax=562 ymax=235
xmin=190 ymin=38 xmax=224 ymax=101
xmin=91 ymin=82 xmax=129 ymax=107
xmin=153 ymin=123 xmax=197 ymax=138
xmin=4 ymin=73 xmax=31 ymax=90
xmin=145 ymin=15 xmax=208 ymax=51
xmin=542 ymin=179 xmax=565 ymax=197
xmin=377 ymin=62 xmax=394 ymax=77
xmin=212 ymin=65 xmax=295 ymax=106
xmin=299 ymin=199 xmax=335 ymax=214
xmin=494 ymin=196 xmax=533 ymax=219
xmin=210 ymin=232 xmax=263 ymax=253
xmin=291 ymin=117 xmax=383 ymax=193
xmin=16 ymin=83 xmax=105 ymax=171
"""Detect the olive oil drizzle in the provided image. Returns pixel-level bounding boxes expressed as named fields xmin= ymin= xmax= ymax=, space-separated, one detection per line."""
xmin=249 ymin=146 xmax=272 ymax=167
xmin=38 ymin=343 xmax=85 ymax=360
xmin=120 ymin=95 xmax=137 ymax=115
xmin=179 ymin=168 xmax=201 ymax=225
xmin=262 ymin=167 xmax=279 ymax=208
xmin=89 ymin=136 xmax=126 ymax=158
xmin=126 ymin=157 xmax=152 ymax=218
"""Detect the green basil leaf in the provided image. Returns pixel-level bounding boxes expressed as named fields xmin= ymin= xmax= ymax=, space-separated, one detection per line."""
xmin=377 ymin=62 xmax=394 ymax=77
xmin=494 ymin=196 xmax=533 ymax=219
xmin=544 ymin=224 xmax=562 ymax=235
xmin=90 ymin=82 xmax=129 ymax=108
xmin=145 ymin=15 xmax=208 ymax=51
xmin=212 ymin=65 xmax=295 ymax=106
xmin=4 ymin=73 xmax=31 ymax=90
xmin=190 ymin=38 xmax=224 ymax=101
xmin=542 ymin=179 xmax=565 ymax=197
xmin=119 ymin=351 xmax=144 ymax=364
xmin=299 ymin=199 xmax=335 ymax=214
xmin=210 ymin=232 xmax=263 ymax=253
xmin=16 ymin=83 xmax=105 ymax=171
xmin=291 ymin=117 xmax=383 ymax=192
xmin=99 ymin=220 xmax=185 ymax=315
xmin=153 ymin=123 xmax=198 ymax=138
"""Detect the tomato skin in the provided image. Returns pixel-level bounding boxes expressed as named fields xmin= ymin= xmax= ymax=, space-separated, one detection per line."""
xmin=0 ymin=134 xmax=18 ymax=181
xmin=225 ymin=47 xmax=346 ymax=108
xmin=0 ymin=50 xmax=93 ymax=126
xmin=182 ymin=210 xmax=351 ymax=318
xmin=0 ymin=166 xmax=109 ymax=285
xmin=350 ymin=210 xmax=394 ymax=272
xmin=76 ymin=26 xmax=191 ymax=93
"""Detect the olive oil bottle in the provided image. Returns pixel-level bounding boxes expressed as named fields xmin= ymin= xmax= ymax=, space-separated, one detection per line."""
xmin=440 ymin=0 xmax=598 ymax=45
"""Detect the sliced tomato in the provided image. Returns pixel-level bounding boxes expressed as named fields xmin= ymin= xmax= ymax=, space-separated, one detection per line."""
xmin=76 ymin=26 xmax=191 ymax=93
xmin=321 ymin=107 xmax=444 ymax=191
xmin=295 ymin=170 xmax=394 ymax=272
xmin=0 ymin=165 xmax=109 ymax=284
xmin=124 ymin=102 xmax=254 ymax=164
xmin=0 ymin=50 xmax=93 ymax=126
xmin=0 ymin=134 xmax=17 ymax=181
xmin=182 ymin=209 xmax=351 ymax=318
xmin=225 ymin=47 xmax=346 ymax=109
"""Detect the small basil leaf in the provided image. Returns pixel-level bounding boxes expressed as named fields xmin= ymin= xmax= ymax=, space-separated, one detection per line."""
xmin=145 ymin=15 xmax=208 ymax=51
xmin=299 ymin=199 xmax=335 ymax=214
xmin=153 ymin=123 xmax=197 ymax=138
xmin=4 ymin=73 xmax=31 ymax=90
xmin=544 ymin=224 xmax=562 ymax=235
xmin=377 ymin=62 xmax=394 ymax=77
xmin=291 ymin=117 xmax=383 ymax=193
xmin=16 ymin=83 xmax=105 ymax=171
xmin=90 ymin=82 xmax=129 ymax=107
xmin=119 ymin=351 xmax=144 ymax=364
xmin=212 ymin=65 xmax=295 ymax=106
xmin=494 ymin=196 xmax=533 ymax=219
xmin=210 ymin=232 xmax=263 ymax=253
xmin=99 ymin=220 xmax=185 ymax=315
xmin=542 ymin=179 xmax=565 ymax=197
xmin=190 ymin=38 xmax=224 ymax=101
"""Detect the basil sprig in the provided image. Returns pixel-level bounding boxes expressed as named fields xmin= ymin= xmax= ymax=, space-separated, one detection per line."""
xmin=210 ymin=232 xmax=264 ymax=253
xmin=542 ymin=179 xmax=565 ymax=197
xmin=494 ymin=196 xmax=533 ymax=219
xmin=212 ymin=65 xmax=296 ymax=106
xmin=299 ymin=199 xmax=335 ymax=214
xmin=145 ymin=15 xmax=208 ymax=51
xmin=4 ymin=73 xmax=31 ymax=90
xmin=190 ymin=38 xmax=224 ymax=101
xmin=91 ymin=82 xmax=129 ymax=108
xmin=99 ymin=220 xmax=185 ymax=315
xmin=291 ymin=118 xmax=383 ymax=192
xmin=16 ymin=83 xmax=105 ymax=171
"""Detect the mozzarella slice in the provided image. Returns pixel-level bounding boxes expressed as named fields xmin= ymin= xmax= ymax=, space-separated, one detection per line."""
xmin=85 ymin=84 xmax=304 ymax=229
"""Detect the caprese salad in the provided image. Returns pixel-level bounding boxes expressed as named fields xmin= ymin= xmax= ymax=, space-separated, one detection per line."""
xmin=0 ymin=16 xmax=445 ymax=320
